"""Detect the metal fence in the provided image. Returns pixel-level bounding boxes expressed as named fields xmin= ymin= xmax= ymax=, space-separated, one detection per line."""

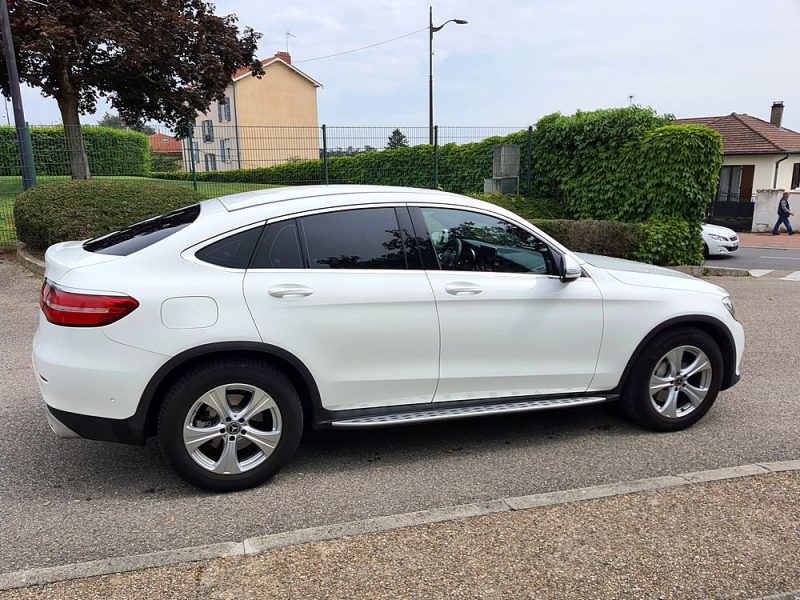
xmin=0 ymin=124 xmax=528 ymax=250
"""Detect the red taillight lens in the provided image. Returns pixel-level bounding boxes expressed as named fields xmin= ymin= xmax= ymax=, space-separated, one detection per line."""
xmin=39 ymin=280 xmax=139 ymax=327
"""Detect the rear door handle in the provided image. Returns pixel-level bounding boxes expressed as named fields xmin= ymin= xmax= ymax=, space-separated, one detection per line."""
xmin=445 ymin=283 xmax=483 ymax=296
xmin=269 ymin=284 xmax=314 ymax=298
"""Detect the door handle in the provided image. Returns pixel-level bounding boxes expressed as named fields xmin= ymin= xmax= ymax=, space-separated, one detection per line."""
xmin=445 ymin=283 xmax=483 ymax=296
xmin=268 ymin=284 xmax=314 ymax=298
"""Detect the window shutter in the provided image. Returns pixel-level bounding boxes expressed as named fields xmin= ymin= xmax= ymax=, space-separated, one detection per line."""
xmin=792 ymin=163 xmax=800 ymax=190
xmin=217 ymin=102 xmax=223 ymax=122
xmin=225 ymin=97 xmax=231 ymax=121
xmin=739 ymin=165 xmax=755 ymax=201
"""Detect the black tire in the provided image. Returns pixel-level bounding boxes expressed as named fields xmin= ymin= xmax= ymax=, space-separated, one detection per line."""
xmin=157 ymin=358 xmax=303 ymax=492
xmin=703 ymin=244 xmax=710 ymax=259
xmin=620 ymin=327 xmax=723 ymax=432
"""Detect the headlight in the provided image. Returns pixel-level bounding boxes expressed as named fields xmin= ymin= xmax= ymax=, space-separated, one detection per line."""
xmin=722 ymin=296 xmax=736 ymax=320
xmin=709 ymin=234 xmax=726 ymax=241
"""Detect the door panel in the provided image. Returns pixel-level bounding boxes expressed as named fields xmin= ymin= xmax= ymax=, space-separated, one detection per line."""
xmin=243 ymin=207 xmax=439 ymax=412
xmin=427 ymin=272 xmax=603 ymax=401
xmin=414 ymin=205 xmax=603 ymax=402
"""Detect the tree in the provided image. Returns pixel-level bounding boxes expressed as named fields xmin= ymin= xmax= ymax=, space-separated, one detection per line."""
xmin=0 ymin=0 xmax=263 ymax=179
xmin=97 ymin=112 xmax=156 ymax=136
xmin=386 ymin=128 xmax=409 ymax=149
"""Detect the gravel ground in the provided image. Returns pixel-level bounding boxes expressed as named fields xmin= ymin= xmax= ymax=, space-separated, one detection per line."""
xmin=2 ymin=255 xmax=799 ymax=575
xmin=3 ymin=472 xmax=799 ymax=600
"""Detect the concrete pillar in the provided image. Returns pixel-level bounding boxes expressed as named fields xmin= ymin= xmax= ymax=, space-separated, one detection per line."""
xmin=752 ymin=189 xmax=800 ymax=232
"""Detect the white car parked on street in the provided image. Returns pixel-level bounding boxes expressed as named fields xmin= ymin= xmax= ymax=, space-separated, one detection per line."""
xmin=34 ymin=186 xmax=744 ymax=491
xmin=702 ymin=223 xmax=739 ymax=257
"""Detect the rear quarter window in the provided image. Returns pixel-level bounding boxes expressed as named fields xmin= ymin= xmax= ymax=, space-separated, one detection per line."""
xmin=83 ymin=205 xmax=201 ymax=256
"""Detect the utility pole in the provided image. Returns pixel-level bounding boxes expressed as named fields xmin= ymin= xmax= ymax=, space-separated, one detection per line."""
xmin=429 ymin=7 xmax=467 ymax=145
xmin=0 ymin=0 xmax=36 ymax=189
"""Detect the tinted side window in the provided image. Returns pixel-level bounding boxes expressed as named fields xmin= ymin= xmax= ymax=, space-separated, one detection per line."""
xmin=84 ymin=205 xmax=200 ymax=256
xmin=250 ymin=220 xmax=304 ymax=269
xmin=195 ymin=226 xmax=262 ymax=268
xmin=300 ymin=208 xmax=407 ymax=270
xmin=421 ymin=207 xmax=554 ymax=275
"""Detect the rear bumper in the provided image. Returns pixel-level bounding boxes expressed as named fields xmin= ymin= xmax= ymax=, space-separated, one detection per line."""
xmin=45 ymin=404 xmax=147 ymax=445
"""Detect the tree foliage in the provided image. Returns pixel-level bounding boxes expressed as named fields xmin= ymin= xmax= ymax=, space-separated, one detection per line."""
xmin=97 ymin=112 xmax=156 ymax=136
xmin=0 ymin=0 xmax=262 ymax=179
xmin=386 ymin=128 xmax=409 ymax=149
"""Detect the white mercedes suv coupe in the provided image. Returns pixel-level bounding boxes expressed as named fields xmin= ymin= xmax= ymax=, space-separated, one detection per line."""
xmin=34 ymin=185 xmax=744 ymax=491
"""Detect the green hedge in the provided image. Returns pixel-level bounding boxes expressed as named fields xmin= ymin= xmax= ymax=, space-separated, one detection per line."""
xmin=15 ymin=180 xmax=204 ymax=251
xmin=0 ymin=126 xmax=151 ymax=176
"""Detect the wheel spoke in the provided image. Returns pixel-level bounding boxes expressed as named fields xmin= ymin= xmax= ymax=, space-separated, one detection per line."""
xmin=243 ymin=427 xmax=281 ymax=455
xmin=649 ymin=373 xmax=673 ymax=395
xmin=213 ymin=438 xmax=241 ymax=475
xmin=659 ymin=388 xmax=679 ymax=419
xmin=203 ymin=387 xmax=232 ymax=420
xmin=237 ymin=391 xmax=277 ymax=423
xmin=663 ymin=348 xmax=684 ymax=376
xmin=682 ymin=383 xmax=708 ymax=408
xmin=681 ymin=354 xmax=710 ymax=379
xmin=183 ymin=425 xmax=224 ymax=452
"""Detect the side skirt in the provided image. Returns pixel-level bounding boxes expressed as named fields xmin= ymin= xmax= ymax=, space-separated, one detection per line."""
xmin=315 ymin=393 xmax=617 ymax=430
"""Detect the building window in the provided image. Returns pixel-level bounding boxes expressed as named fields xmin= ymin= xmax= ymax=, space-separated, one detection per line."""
xmin=717 ymin=165 xmax=754 ymax=202
xmin=220 ymin=139 xmax=227 ymax=163
xmin=192 ymin=144 xmax=199 ymax=164
xmin=217 ymin=97 xmax=232 ymax=122
xmin=205 ymin=153 xmax=217 ymax=171
xmin=201 ymin=120 xmax=214 ymax=143
xmin=792 ymin=163 xmax=800 ymax=190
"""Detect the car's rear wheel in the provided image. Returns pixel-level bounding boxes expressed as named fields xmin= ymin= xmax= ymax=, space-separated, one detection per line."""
xmin=621 ymin=327 xmax=723 ymax=431
xmin=158 ymin=359 xmax=303 ymax=492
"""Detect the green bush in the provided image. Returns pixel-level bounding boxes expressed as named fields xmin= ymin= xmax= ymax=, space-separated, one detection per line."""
xmin=0 ymin=126 xmax=151 ymax=176
xmin=527 ymin=219 xmax=645 ymax=261
xmin=151 ymin=153 xmax=182 ymax=172
xmin=471 ymin=194 xmax=571 ymax=220
xmin=636 ymin=219 xmax=704 ymax=266
xmin=15 ymin=179 xmax=204 ymax=251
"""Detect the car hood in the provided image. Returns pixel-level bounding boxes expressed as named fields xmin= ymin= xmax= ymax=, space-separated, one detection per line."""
xmin=576 ymin=253 xmax=727 ymax=296
xmin=702 ymin=223 xmax=737 ymax=238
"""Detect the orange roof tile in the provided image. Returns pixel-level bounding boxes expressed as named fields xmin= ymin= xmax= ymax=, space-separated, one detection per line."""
xmin=675 ymin=113 xmax=800 ymax=154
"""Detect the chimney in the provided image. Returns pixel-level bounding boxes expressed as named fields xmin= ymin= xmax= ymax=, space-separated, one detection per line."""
xmin=770 ymin=101 xmax=784 ymax=128
xmin=274 ymin=51 xmax=291 ymax=65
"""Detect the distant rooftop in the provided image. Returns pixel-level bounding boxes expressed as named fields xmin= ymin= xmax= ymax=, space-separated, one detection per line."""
xmin=675 ymin=113 xmax=800 ymax=154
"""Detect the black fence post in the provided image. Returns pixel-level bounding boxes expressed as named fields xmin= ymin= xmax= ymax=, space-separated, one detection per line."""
xmin=433 ymin=125 xmax=439 ymax=189
xmin=322 ymin=124 xmax=329 ymax=185
xmin=187 ymin=124 xmax=198 ymax=191
xmin=525 ymin=125 xmax=533 ymax=196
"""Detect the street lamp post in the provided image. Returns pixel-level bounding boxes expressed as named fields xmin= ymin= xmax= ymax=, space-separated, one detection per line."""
xmin=429 ymin=7 xmax=467 ymax=144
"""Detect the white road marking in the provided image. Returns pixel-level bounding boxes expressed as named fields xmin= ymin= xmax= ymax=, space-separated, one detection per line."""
xmin=758 ymin=256 xmax=800 ymax=260
xmin=749 ymin=270 xmax=773 ymax=277
xmin=781 ymin=271 xmax=800 ymax=281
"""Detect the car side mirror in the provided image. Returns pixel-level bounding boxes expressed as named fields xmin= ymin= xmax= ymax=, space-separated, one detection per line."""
xmin=559 ymin=254 xmax=582 ymax=282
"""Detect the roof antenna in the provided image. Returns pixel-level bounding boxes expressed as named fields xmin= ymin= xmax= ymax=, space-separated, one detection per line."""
xmin=286 ymin=31 xmax=296 ymax=53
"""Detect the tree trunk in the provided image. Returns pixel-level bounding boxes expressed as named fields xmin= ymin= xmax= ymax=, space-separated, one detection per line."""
xmin=56 ymin=92 xmax=91 ymax=180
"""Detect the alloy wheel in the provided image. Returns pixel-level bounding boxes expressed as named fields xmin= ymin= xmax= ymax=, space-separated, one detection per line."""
xmin=648 ymin=345 xmax=712 ymax=420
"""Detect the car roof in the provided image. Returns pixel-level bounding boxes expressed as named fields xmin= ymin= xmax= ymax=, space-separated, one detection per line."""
xmin=216 ymin=185 xmax=464 ymax=212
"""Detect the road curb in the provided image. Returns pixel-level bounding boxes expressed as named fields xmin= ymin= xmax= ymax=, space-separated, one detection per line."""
xmin=15 ymin=242 xmax=44 ymax=276
xmin=1 ymin=461 xmax=798 ymax=592
xmin=670 ymin=264 xmax=751 ymax=277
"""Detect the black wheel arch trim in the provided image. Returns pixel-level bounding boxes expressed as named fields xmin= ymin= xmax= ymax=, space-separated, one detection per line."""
xmin=614 ymin=315 xmax=739 ymax=394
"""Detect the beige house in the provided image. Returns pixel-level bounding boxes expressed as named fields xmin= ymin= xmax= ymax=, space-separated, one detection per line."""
xmin=187 ymin=52 xmax=321 ymax=172
xmin=677 ymin=102 xmax=800 ymax=202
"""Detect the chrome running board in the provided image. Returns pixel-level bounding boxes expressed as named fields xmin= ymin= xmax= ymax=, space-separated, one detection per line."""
xmin=329 ymin=396 xmax=610 ymax=429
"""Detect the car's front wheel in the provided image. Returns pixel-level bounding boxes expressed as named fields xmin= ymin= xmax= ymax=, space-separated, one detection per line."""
xmin=621 ymin=327 xmax=723 ymax=431
xmin=158 ymin=358 xmax=303 ymax=492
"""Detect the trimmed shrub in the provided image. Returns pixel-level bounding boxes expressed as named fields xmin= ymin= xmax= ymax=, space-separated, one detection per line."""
xmin=636 ymin=219 xmax=704 ymax=266
xmin=471 ymin=194 xmax=571 ymax=220
xmin=0 ymin=126 xmax=151 ymax=176
xmin=527 ymin=219 xmax=645 ymax=261
xmin=15 ymin=179 xmax=204 ymax=251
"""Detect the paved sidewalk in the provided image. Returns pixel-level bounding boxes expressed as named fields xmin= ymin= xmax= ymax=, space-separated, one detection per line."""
xmin=3 ymin=470 xmax=798 ymax=600
xmin=739 ymin=232 xmax=800 ymax=249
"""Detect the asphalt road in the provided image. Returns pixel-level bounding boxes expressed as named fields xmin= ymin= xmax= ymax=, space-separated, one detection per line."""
xmin=1 ymin=256 xmax=799 ymax=574
xmin=706 ymin=246 xmax=800 ymax=271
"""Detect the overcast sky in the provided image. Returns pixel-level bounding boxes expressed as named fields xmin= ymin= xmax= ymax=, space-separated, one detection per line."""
xmin=15 ymin=0 xmax=800 ymax=132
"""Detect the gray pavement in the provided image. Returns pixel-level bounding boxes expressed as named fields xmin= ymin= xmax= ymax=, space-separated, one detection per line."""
xmin=706 ymin=246 xmax=800 ymax=271
xmin=3 ymin=471 xmax=799 ymax=599
xmin=1 ymin=255 xmax=799 ymax=576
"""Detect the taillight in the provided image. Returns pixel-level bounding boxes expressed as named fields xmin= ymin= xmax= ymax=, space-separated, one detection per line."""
xmin=39 ymin=280 xmax=139 ymax=327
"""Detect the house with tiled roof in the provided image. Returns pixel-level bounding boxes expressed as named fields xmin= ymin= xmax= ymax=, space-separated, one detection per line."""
xmin=186 ymin=52 xmax=321 ymax=172
xmin=677 ymin=102 xmax=800 ymax=203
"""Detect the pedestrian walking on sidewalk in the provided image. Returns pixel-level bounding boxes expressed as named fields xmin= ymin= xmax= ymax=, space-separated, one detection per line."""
xmin=772 ymin=192 xmax=795 ymax=235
